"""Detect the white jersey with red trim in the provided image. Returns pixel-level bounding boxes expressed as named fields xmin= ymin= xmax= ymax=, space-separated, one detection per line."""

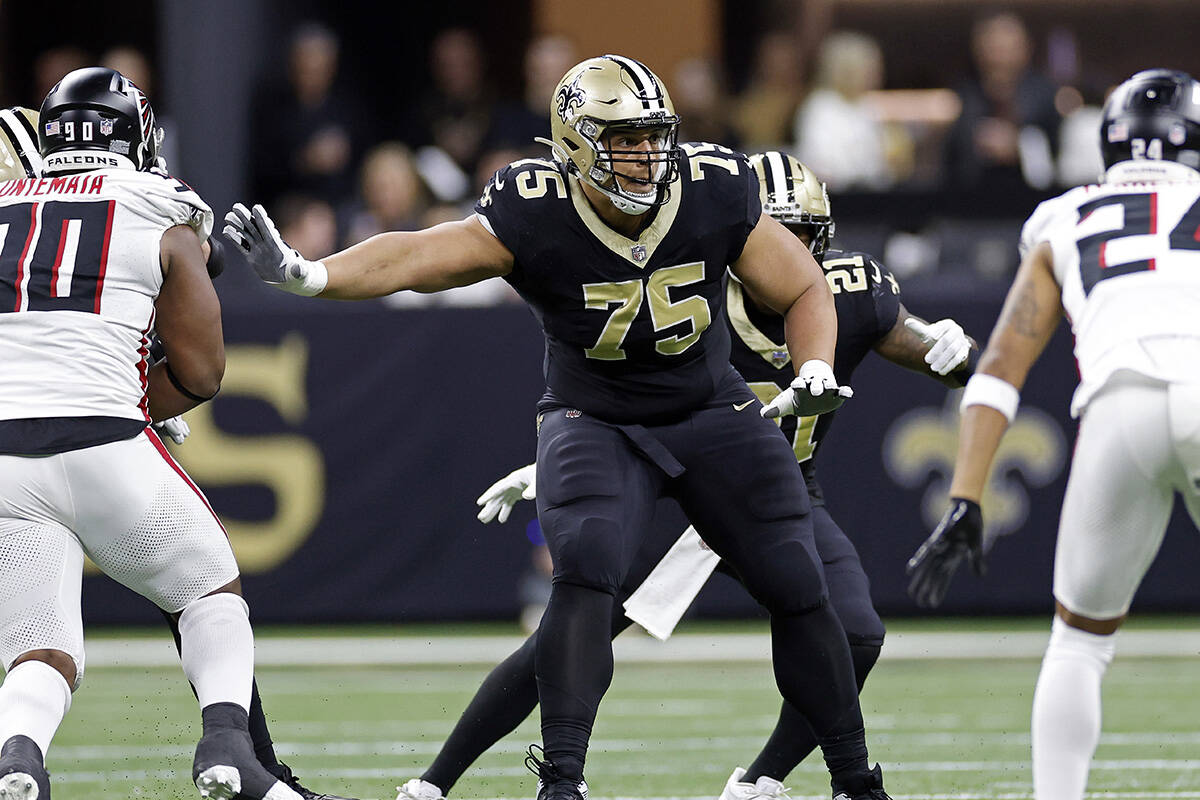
xmin=1020 ymin=160 xmax=1200 ymax=416
xmin=0 ymin=169 xmax=212 ymax=422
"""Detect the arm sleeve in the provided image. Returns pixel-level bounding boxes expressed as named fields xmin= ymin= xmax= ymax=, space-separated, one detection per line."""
xmin=868 ymin=256 xmax=902 ymax=339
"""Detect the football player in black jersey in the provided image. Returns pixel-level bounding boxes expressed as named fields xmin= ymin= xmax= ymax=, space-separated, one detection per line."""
xmin=393 ymin=152 xmax=974 ymax=800
xmin=227 ymin=55 xmax=891 ymax=800
xmin=0 ymin=107 xmax=356 ymax=800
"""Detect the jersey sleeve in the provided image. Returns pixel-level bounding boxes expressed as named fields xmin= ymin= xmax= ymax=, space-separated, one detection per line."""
xmin=866 ymin=255 xmax=902 ymax=338
xmin=1019 ymin=195 xmax=1070 ymax=259
xmin=127 ymin=171 xmax=214 ymax=240
xmin=727 ymin=152 xmax=762 ymax=264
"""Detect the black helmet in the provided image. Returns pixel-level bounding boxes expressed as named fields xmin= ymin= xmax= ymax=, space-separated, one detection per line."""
xmin=1101 ymin=69 xmax=1200 ymax=171
xmin=39 ymin=66 xmax=162 ymax=174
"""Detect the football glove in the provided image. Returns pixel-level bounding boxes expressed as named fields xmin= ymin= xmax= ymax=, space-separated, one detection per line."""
xmin=475 ymin=463 xmax=537 ymax=524
xmin=904 ymin=317 xmax=972 ymax=376
xmin=153 ymin=416 xmax=191 ymax=445
xmin=761 ymin=359 xmax=853 ymax=419
xmin=222 ymin=203 xmax=327 ymax=296
xmin=906 ymin=497 xmax=985 ymax=608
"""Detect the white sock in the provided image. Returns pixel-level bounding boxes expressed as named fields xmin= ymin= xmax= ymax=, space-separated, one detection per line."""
xmin=0 ymin=660 xmax=72 ymax=756
xmin=177 ymin=593 xmax=254 ymax=712
xmin=1031 ymin=617 xmax=1116 ymax=800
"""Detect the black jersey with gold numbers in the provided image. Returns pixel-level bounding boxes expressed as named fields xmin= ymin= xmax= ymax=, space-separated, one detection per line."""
xmin=474 ymin=143 xmax=761 ymax=424
xmin=726 ymin=248 xmax=901 ymax=502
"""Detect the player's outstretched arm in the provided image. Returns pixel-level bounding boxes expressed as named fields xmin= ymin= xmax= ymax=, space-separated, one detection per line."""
xmin=224 ymin=203 xmax=514 ymax=299
xmin=148 ymin=225 xmax=225 ymax=422
xmin=907 ymin=241 xmax=1062 ymax=607
xmin=875 ymin=305 xmax=977 ymax=387
xmin=734 ymin=214 xmax=851 ymax=418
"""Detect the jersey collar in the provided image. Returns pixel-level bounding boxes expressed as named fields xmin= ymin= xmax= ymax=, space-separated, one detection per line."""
xmin=567 ymin=173 xmax=682 ymax=267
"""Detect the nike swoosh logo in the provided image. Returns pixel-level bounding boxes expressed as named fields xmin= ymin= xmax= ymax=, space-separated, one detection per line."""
xmin=733 ymin=400 xmax=754 ymax=411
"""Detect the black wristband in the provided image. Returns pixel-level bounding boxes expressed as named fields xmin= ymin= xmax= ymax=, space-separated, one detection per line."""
xmin=205 ymin=233 xmax=226 ymax=279
xmin=165 ymin=362 xmax=215 ymax=402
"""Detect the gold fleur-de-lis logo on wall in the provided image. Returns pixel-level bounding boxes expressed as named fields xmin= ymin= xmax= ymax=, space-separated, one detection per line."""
xmin=884 ymin=392 xmax=1067 ymax=540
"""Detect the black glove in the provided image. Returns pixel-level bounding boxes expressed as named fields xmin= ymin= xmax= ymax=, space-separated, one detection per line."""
xmin=906 ymin=498 xmax=984 ymax=608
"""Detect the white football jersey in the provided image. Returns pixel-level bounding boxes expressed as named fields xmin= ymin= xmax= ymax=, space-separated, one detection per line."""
xmin=0 ymin=169 xmax=212 ymax=423
xmin=1020 ymin=160 xmax=1200 ymax=416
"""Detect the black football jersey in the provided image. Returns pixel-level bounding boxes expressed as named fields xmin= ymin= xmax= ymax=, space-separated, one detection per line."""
xmin=474 ymin=143 xmax=761 ymax=424
xmin=726 ymin=248 xmax=901 ymax=500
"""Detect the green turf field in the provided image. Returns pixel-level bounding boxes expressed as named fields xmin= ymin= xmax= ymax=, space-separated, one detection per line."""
xmin=47 ymin=619 xmax=1200 ymax=799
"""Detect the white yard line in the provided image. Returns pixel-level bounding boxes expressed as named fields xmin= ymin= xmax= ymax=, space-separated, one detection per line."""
xmin=79 ymin=629 xmax=1200 ymax=668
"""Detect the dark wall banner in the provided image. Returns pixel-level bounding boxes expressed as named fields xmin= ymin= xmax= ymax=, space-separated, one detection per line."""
xmin=82 ymin=293 xmax=1200 ymax=624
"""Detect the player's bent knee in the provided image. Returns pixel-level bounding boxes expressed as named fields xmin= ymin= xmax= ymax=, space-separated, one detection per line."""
xmin=11 ymin=648 xmax=80 ymax=691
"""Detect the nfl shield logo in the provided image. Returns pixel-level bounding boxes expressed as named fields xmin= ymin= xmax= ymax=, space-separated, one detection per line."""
xmin=99 ymin=118 xmax=114 ymax=136
xmin=770 ymin=349 xmax=789 ymax=368
xmin=631 ymin=244 xmax=647 ymax=263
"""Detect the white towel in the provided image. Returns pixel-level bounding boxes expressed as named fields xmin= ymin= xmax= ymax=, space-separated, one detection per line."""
xmin=622 ymin=525 xmax=721 ymax=640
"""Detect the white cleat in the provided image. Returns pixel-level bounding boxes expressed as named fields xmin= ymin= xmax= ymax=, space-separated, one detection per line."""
xmin=718 ymin=767 xmax=790 ymax=800
xmin=195 ymin=765 xmax=241 ymax=800
xmin=0 ymin=773 xmax=39 ymax=800
xmin=396 ymin=778 xmax=446 ymax=800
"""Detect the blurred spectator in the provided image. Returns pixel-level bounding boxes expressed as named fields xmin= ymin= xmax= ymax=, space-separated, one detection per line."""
xmin=1055 ymin=84 xmax=1108 ymax=187
xmin=409 ymin=28 xmax=495 ymax=195
xmin=732 ymin=32 xmax=805 ymax=151
xmin=487 ymin=34 xmax=578 ymax=153
xmin=343 ymin=142 xmax=430 ymax=247
xmin=100 ymin=46 xmax=180 ymax=171
xmin=33 ymin=46 xmax=90 ymax=102
xmin=944 ymin=11 xmax=1061 ymax=192
xmin=250 ymin=23 xmax=365 ymax=209
xmin=274 ymin=194 xmax=339 ymax=261
xmin=794 ymin=31 xmax=906 ymax=190
xmin=475 ymin=146 xmax=524 ymax=198
xmin=672 ymin=57 xmax=740 ymax=150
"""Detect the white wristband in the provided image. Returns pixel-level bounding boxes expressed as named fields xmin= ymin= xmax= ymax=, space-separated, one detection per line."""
xmin=287 ymin=260 xmax=328 ymax=296
xmin=960 ymin=373 xmax=1019 ymax=423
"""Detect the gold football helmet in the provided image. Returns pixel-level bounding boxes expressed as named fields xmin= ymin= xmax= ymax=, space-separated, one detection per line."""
xmin=0 ymin=107 xmax=41 ymax=181
xmin=749 ymin=151 xmax=835 ymax=259
xmin=545 ymin=54 xmax=680 ymax=215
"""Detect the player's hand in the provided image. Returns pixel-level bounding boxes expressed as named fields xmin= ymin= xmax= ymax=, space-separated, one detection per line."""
xmin=476 ymin=463 xmax=537 ymax=524
xmin=222 ymin=203 xmax=327 ymax=296
xmin=153 ymin=415 xmax=191 ymax=445
xmin=761 ymin=359 xmax=852 ymax=419
xmin=904 ymin=317 xmax=972 ymax=376
xmin=906 ymin=497 xmax=985 ymax=608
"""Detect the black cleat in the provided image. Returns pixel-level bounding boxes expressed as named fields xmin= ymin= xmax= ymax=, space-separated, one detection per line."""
xmin=524 ymin=746 xmax=587 ymax=800
xmin=831 ymin=764 xmax=891 ymax=800
xmin=266 ymin=761 xmax=359 ymax=800
xmin=0 ymin=736 xmax=50 ymax=800
xmin=193 ymin=703 xmax=302 ymax=800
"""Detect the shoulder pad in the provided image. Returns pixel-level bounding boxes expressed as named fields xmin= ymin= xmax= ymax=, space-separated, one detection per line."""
xmin=678 ymin=142 xmax=752 ymax=187
xmin=478 ymin=158 xmax=569 ymax=210
xmin=821 ymin=250 xmax=899 ymax=296
xmin=105 ymin=170 xmax=214 ymax=239
xmin=1019 ymin=190 xmax=1080 ymax=259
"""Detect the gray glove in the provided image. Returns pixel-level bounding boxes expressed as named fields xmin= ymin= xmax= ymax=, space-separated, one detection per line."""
xmin=222 ymin=203 xmax=327 ymax=296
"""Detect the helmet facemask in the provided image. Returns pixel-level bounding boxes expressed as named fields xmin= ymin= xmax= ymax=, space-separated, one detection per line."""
xmin=583 ymin=120 xmax=680 ymax=215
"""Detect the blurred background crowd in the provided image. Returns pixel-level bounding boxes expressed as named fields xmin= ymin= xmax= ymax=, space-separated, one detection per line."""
xmin=3 ymin=0 xmax=1199 ymax=307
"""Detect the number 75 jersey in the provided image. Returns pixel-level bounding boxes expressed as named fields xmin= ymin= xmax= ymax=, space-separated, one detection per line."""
xmin=474 ymin=143 xmax=761 ymax=424
xmin=1021 ymin=167 xmax=1200 ymax=417
xmin=0 ymin=169 xmax=213 ymax=424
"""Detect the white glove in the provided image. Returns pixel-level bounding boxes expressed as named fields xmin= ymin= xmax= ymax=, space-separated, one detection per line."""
xmin=153 ymin=416 xmax=190 ymax=445
xmin=476 ymin=463 xmax=537 ymax=524
xmin=904 ymin=317 xmax=972 ymax=375
xmin=222 ymin=203 xmax=328 ymax=296
xmin=761 ymin=359 xmax=853 ymax=419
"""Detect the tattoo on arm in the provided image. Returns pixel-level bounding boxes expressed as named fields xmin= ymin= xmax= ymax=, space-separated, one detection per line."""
xmin=1002 ymin=280 xmax=1043 ymax=339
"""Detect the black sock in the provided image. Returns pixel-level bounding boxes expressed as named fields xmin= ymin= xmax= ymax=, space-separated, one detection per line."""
xmin=743 ymin=641 xmax=880 ymax=783
xmin=536 ymin=582 xmax=614 ymax=782
xmin=423 ymin=636 xmax=541 ymax=793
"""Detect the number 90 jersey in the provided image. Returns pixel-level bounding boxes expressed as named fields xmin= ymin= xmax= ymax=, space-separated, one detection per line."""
xmin=1020 ymin=163 xmax=1200 ymax=417
xmin=0 ymin=169 xmax=213 ymax=431
xmin=474 ymin=143 xmax=761 ymax=424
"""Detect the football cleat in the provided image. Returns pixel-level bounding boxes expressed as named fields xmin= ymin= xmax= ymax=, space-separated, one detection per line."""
xmin=831 ymin=764 xmax=891 ymax=800
xmin=524 ymin=746 xmax=587 ymax=800
xmin=193 ymin=704 xmax=302 ymax=800
xmin=0 ymin=736 xmax=50 ymax=800
xmin=269 ymin=761 xmax=360 ymax=800
xmin=718 ymin=767 xmax=790 ymax=800
xmin=395 ymin=778 xmax=445 ymax=800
